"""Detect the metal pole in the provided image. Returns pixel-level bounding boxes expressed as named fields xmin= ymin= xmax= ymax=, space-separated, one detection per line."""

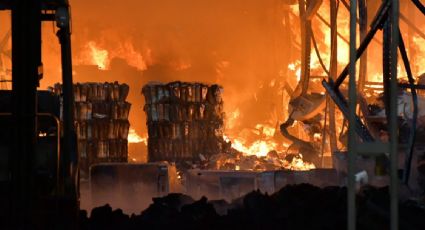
xmin=358 ymin=0 xmax=367 ymax=90
xmin=11 ymin=0 xmax=41 ymax=227
xmin=348 ymin=0 xmax=357 ymax=230
xmin=56 ymin=6 xmax=79 ymax=228
xmin=328 ymin=0 xmax=338 ymax=155
xmin=390 ymin=0 xmax=399 ymax=229
xmin=57 ymin=16 xmax=76 ymax=197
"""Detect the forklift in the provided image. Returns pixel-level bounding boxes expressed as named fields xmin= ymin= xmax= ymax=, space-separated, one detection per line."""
xmin=0 ymin=1 xmax=78 ymax=229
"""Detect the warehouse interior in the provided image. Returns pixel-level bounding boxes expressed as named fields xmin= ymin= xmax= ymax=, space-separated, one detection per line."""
xmin=0 ymin=0 xmax=425 ymax=229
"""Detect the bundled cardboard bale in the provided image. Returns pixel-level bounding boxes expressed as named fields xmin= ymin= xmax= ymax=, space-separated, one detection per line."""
xmin=50 ymin=82 xmax=131 ymax=177
xmin=142 ymin=81 xmax=225 ymax=162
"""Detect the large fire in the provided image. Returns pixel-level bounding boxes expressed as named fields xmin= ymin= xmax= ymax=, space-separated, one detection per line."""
xmin=76 ymin=40 xmax=150 ymax=71
xmin=63 ymin=0 xmax=425 ymax=173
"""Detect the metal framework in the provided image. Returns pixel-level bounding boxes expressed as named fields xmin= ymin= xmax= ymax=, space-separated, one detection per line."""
xmin=324 ymin=0 xmax=421 ymax=229
xmin=346 ymin=1 xmax=399 ymax=229
xmin=289 ymin=0 xmax=425 ymax=229
xmin=0 ymin=0 xmax=78 ymax=228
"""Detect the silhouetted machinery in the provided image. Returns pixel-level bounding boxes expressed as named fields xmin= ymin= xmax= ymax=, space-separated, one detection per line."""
xmin=280 ymin=0 xmax=325 ymax=165
xmin=0 ymin=1 xmax=78 ymax=229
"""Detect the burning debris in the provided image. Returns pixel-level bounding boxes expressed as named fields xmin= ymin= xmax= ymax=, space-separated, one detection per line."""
xmin=50 ymin=82 xmax=131 ymax=177
xmin=142 ymin=81 xmax=316 ymax=172
xmin=201 ymin=150 xmax=315 ymax=171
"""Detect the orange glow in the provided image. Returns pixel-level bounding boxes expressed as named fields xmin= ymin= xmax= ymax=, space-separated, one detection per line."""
xmin=231 ymin=138 xmax=277 ymax=157
xmin=288 ymin=61 xmax=301 ymax=82
xmin=284 ymin=154 xmax=316 ymax=171
xmin=41 ymin=1 xmax=425 ymax=173
xmin=86 ymin=41 xmax=109 ymax=70
xmin=110 ymin=40 xmax=148 ymax=71
xmin=128 ymin=128 xmax=147 ymax=144
xmin=76 ymin=40 xmax=150 ymax=71
xmin=412 ymin=35 xmax=425 ymax=76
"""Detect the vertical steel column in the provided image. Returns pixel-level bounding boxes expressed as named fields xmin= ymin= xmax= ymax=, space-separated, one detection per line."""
xmin=11 ymin=0 xmax=41 ymax=227
xmin=57 ymin=8 xmax=77 ymax=198
xmin=358 ymin=0 xmax=367 ymax=91
xmin=390 ymin=0 xmax=399 ymax=229
xmin=56 ymin=6 xmax=79 ymax=229
xmin=328 ymin=0 xmax=338 ymax=154
xmin=348 ymin=0 xmax=357 ymax=230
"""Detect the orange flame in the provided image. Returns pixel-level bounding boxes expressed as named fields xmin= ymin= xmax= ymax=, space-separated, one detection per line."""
xmin=77 ymin=40 xmax=150 ymax=71
xmin=284 ymin=154 xmax=316 ymax=171
xmin=412 ymin=35 xmax=425 ymax=76
xmin=128 ymin=128 xmax=147 ymax=144
xmin=86 ymin=41 xmax=109 ymax=70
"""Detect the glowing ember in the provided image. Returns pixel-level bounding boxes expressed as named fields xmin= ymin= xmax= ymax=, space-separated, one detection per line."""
xmin=284 ymin=154 xmax=316 ymax=171
xmin=231 ymin=138 xmax=277 ymax=157
xmin=222 ymin=123 xmax=315 ymax=171
xmin=128 ymin=128 xmax=147 ymax=144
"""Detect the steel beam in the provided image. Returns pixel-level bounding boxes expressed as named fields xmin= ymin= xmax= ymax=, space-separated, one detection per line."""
xmin=390 ymin=1 xmax=399 ymax=229
xmin=11 ymin=0 xmax=41 ymax=227
xmin=347 ymin=1 xmax=357 ymax=229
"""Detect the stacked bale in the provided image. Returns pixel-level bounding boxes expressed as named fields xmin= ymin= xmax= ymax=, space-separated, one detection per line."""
xmin=51 ymin=82 xmax=131 ymax=176
xmin=142 ymin=81 xmax=224 ymax=162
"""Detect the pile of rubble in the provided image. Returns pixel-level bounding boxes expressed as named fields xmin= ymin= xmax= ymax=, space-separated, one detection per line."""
xmin=142 ymin=81 xmax=226 ymax=162
xmin=79 ymin=184 xmax=425 ymax=230
xmin=50 ymin=82 xmax=131 ymax=177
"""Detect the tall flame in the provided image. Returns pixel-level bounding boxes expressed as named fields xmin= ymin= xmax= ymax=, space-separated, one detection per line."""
xmin=87 ymin=41 xmax=109 ymax=70
xmin=77 ymin=40 xmax=150 ymax=71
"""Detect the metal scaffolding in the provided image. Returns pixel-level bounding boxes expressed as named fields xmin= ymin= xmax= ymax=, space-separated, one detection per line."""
xmin=292 ymin=0 xmax=425 ymax=229
xmin=347 ymin=1 xmax=399 ymax=229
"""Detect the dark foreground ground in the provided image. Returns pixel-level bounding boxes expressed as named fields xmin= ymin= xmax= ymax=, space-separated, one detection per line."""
xmin=80 ymin=184 xmax=425 ymax=230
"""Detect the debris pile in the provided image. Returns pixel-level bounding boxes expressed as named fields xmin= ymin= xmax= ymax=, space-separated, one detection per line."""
xmin=79 ymin=184 xmax=425 ymax=230
xmin=199 ymin=150 xmax=315 ymax=171
xmin=51 ymin=82 xmax=131 ymax=177
xmin=142 ymin=82 xmax=226 ymax=162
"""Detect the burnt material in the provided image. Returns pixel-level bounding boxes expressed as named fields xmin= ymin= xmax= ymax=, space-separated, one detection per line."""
xmin=142 ymin=82 xmax=225 ymax=162
xmin=79 ymin=184 xmax=425 ymax=230
xmin=52 ymin=82 xmax=131 ymax=177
